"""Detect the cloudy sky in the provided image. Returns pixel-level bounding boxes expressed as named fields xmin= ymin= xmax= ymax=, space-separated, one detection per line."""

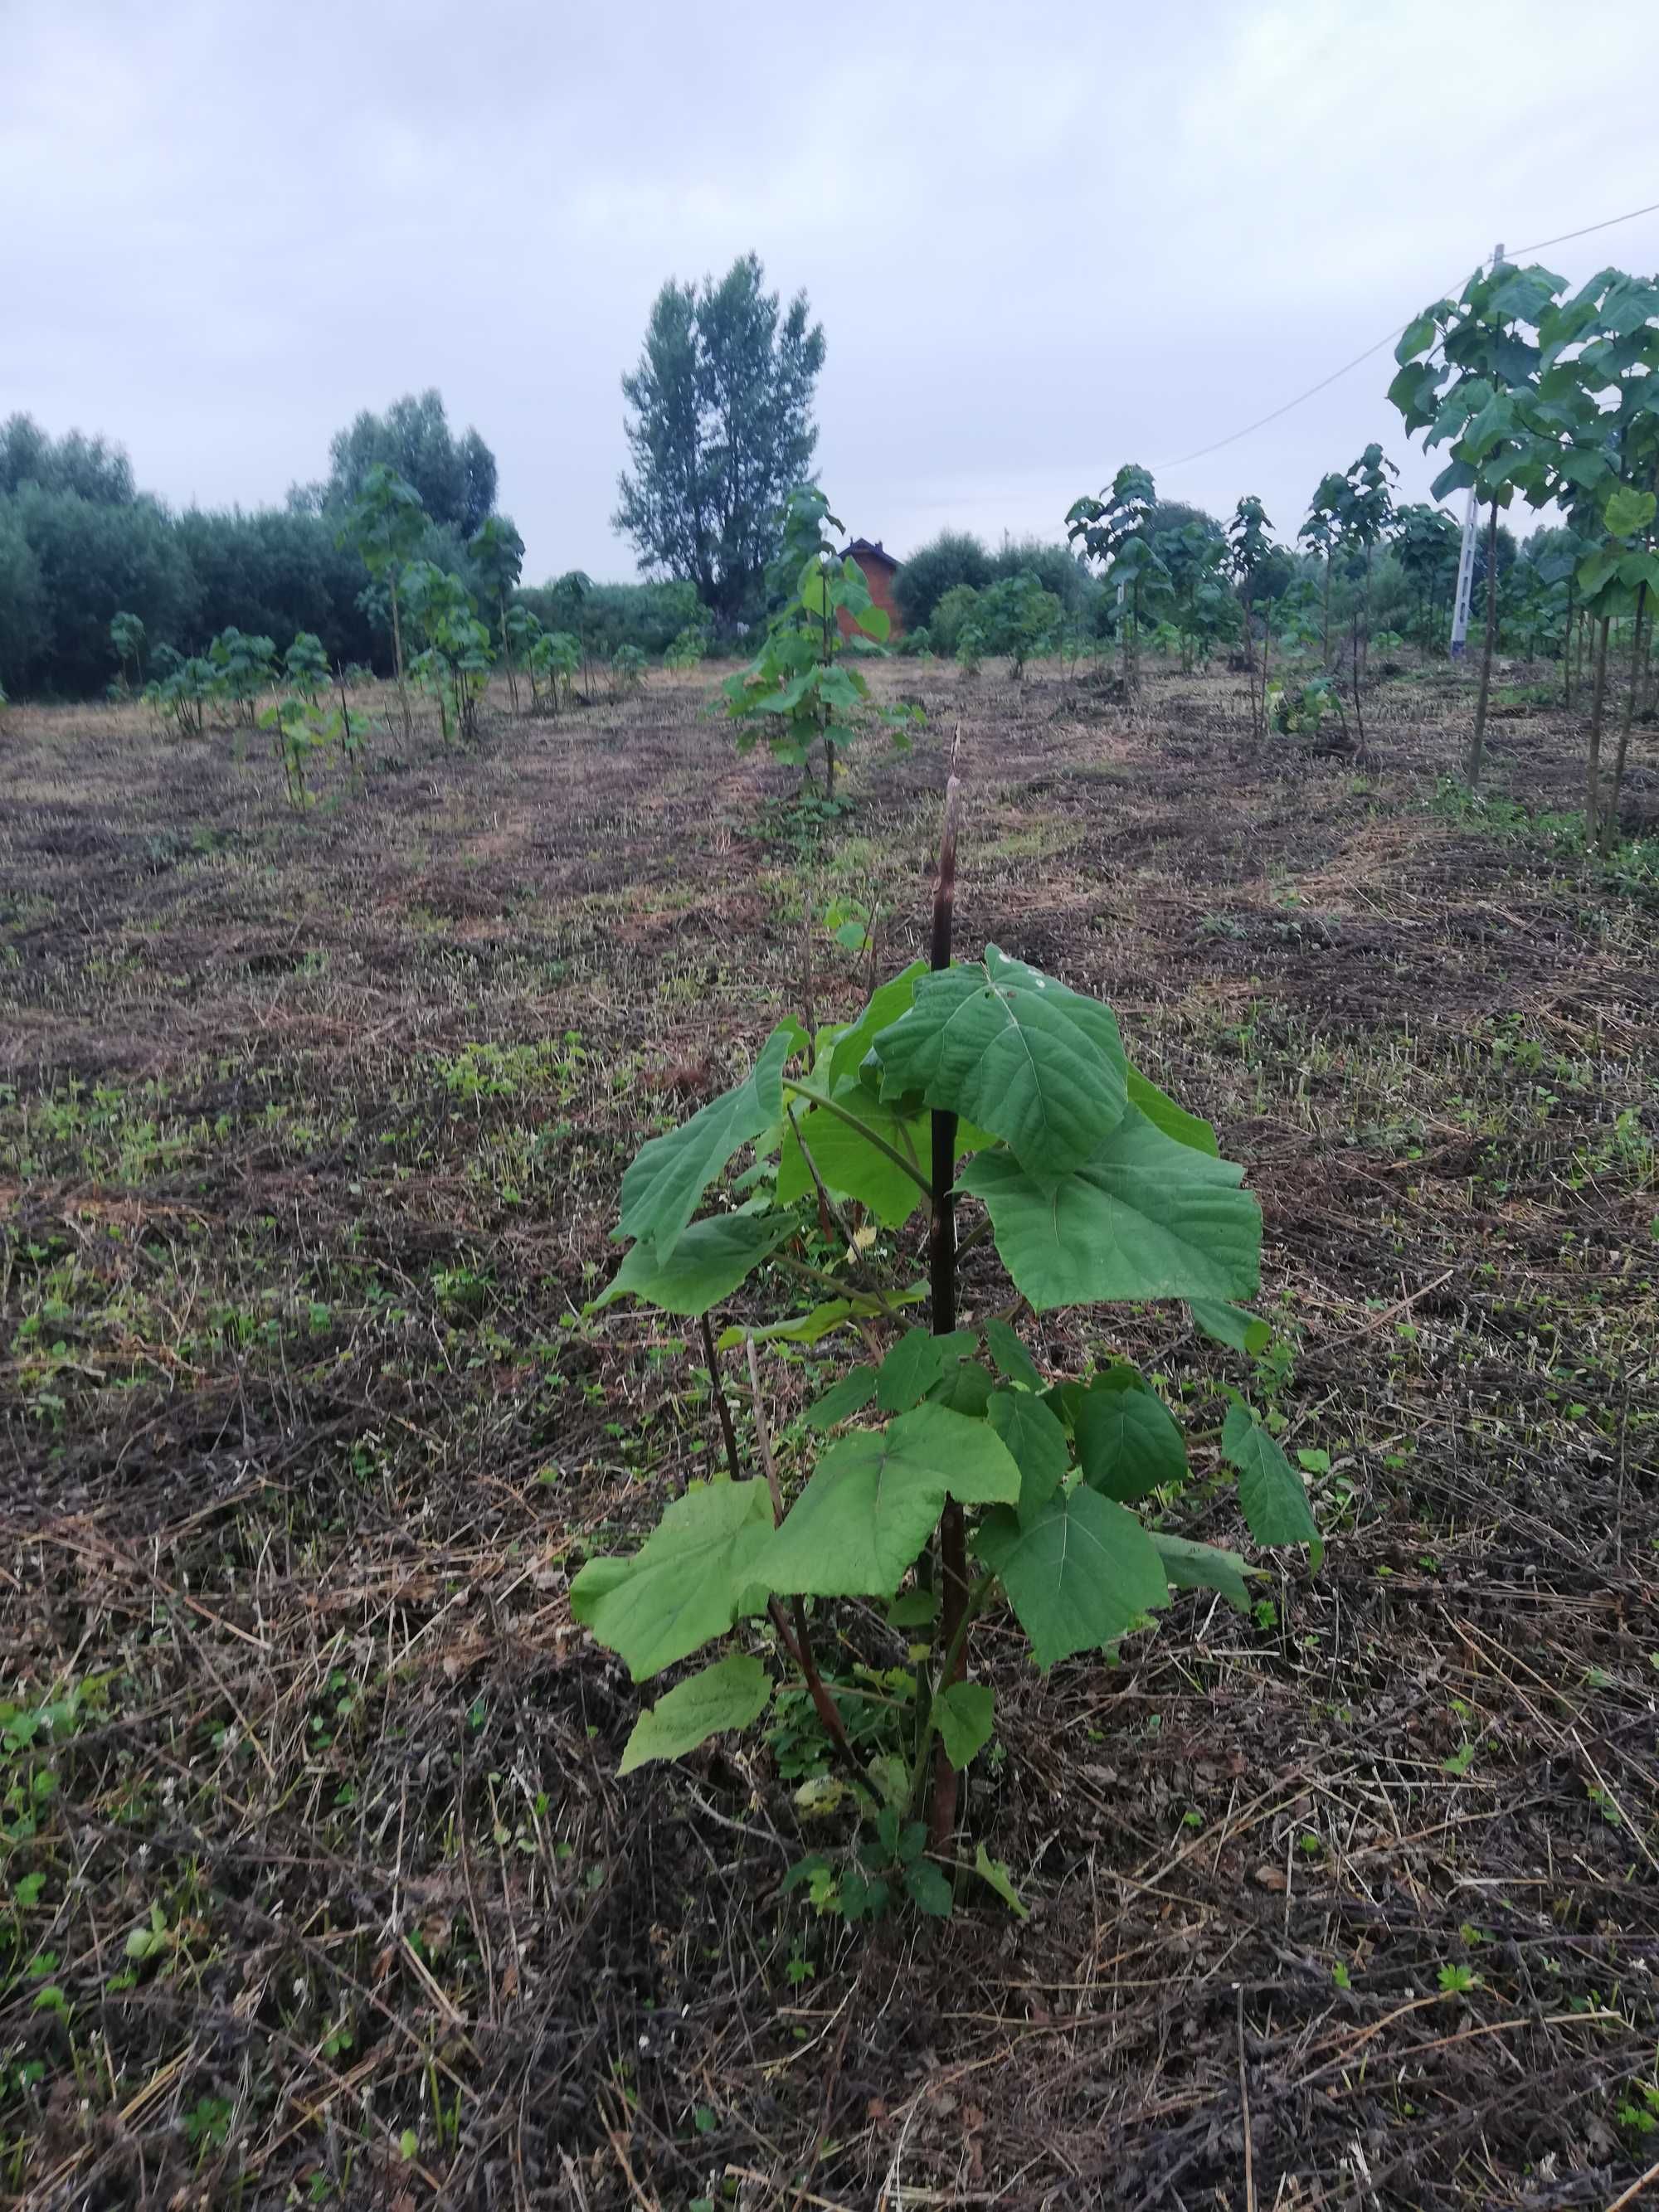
xmin=4 ymin=0 xmax=1657 ymax=581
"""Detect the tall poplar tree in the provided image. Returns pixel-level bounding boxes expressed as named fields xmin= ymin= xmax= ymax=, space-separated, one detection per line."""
xmin=613 ymin=255 xmax=825 ymax=625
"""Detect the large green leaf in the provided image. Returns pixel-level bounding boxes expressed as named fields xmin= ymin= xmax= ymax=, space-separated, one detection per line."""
xmin=570 ymin=1480 xmax=773 ymax=1680
xmin=873 ymin=946 xmax=1127 ymax=1178
xmin=615 ymin=1025 xmax=799 ymax=1261
xmin=1075 ymin=1373 xmax=1187 ymax=1500
xmin=977 ymin=1486 xmax=1170 ymax=1670
xmin=1126 ymin=1067 xmax=1219 ymax=1156
xmin=876 ymin=1326 xmax=976 ymax=1412
xmin=936 ymin=1680 xmax=995 ymax=1770
xmin=1189 ymin=1299 xmax=1272 ymax=1354
xmin=827 ymin=960 xmax=927 ymax=1090
xmin=1577 ymin=547 xmax=1622 ymax=600
xmin=1151 ymin=1533 xmax=1254 ymax=1614
xmin=805 ymin=1366 xmax=878 ymax=1430
xmin=983 ymin=1315 xmax=1044 ymax=1390
xmin=1462 ymin=390 xmax=1516 ymax=463
xmin=716 ymin=1279 xmax=925 ymax=1351
xmin=987 ymin=1388 xmax=1069 ymax=1523
xmin=1221 ymin=1407 xmax=1319 ymax=1553
xmin=618 ymin=1652 xmax=772 ymax=1773
xmin=958 ymin=1106 xmax=1261 ymax=1312
xmin=777 ymin=1081 xmax=936 ymax=1227
xmin=765 ymin=1404 xmax=1020 ymax=1598
xmin=1394 ymin=313 xmax=1439 ymax=365
xmin=926 ymin=1357 xmax=994 ymax=1417
xmin=1488 ymin=264 xmax=1565 ymax=325
xmin=596 ymin=1213 xmax=793 ymax=1317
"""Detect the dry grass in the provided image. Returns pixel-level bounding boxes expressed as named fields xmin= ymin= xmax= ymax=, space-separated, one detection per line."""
xmin=0 ymin=655 xmax=1656 ymax=2209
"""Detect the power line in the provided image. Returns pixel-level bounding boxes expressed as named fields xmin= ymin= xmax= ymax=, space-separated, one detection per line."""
xmin=1154 ymin=323 xmax=1412 ymax=470
xmin=1152 ymin=192 xmax=1659 ymax=476
xmin=1511 ymin=197 xmax=1659 ymax=255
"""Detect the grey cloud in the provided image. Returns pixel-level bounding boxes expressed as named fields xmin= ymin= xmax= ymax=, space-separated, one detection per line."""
xmin=3 ymin=0 xmax=1656 ymax=577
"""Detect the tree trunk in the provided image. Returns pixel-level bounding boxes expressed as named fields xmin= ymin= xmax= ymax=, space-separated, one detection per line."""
xmin=1600 ymin=586 xmax=1650 ymax=855
xmin=1322 ymin=556 xmax=1332 ymax=669
xmin=1360 ymin=543 xmax=1372 ymax=687
xmin=1467 ymin=504 xmax=1500 ymax=790
xmin=1260 ymin=596 xmax=1272 ymax=737
xmin=499 ymin=591 xmax=518 ymax=714
xmin=389 ymin=573 xmax=411 ymax=745
xmin=1563 ymin=577 xmax=1575 ymax=710
xmin=1586 ymin=615 xmax=1611 ymax=843
xmin=927 ymin=775 xmax=965 ymax=1859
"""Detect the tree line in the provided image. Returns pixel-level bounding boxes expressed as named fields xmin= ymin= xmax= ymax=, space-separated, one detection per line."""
xmin=0 ymin=391 xmax=705 ymax=702
xmin=0 ymin=393 xmax=506 ymax=699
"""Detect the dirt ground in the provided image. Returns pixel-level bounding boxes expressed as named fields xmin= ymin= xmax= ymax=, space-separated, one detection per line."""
xmin=1 ymin=656 xmax=1656 ymax=2211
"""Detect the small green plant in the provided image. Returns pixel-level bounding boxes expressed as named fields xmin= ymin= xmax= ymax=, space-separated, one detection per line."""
xmin=977 ymin=571 xmax=1063 ymax=680
xmin=723 ymin=485 xmax=908 ymax=800
xmin=1067 ymin=464 xmax=1170 ymax=693
xmin=1271 ymin=673 xmax=1346 ymax=741
xmin=1228 ymin=496 xmax=1277 ymax=739
xmin=529 ymin=629 xmax=580 ymax=715
xmin=1390 ymin=258 xmax=1564 ymax=785
xmin=284 ymin=631 xmax=329 ymax=703
xmin=468 ymin=514 xmax=526 ymax=710
xmin=207 ymin=627 xmax=277 ymax=727
xmin=576 ymin=782 xmax=1318 ymax=1894
xmin=1162 ymin=522 xmax=1239 ymax=672
xmin=403 ymin=562 xmax=494 ymax=743
xmin=1335 ymin=445 xmax=1398 ymax=698
xmin=338 ymin=461 xmax=427 ymax=744
xmin=109 ymin=610 xmax=147 ymax=694
xmin=1617 ymin=2080 xmax=1659 ymax=2139
xmin=258 ymin=695 xmax=327 ymax=809
xmin=611 ymin=642 xmax=648 ymax=698
xmin=504 ymin=603 xmax=543 ymax=708
xmin=785 ymin=1806 xmax=952 ymax=1921
xmin=663 ymin=626 xmax=708 ymax=673
xmin=143 ymin=645 xmax=216 ymax=741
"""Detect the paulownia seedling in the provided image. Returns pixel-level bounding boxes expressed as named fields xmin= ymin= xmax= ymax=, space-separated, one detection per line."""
xmin=723 ymin=485 xmax=914 ymax=801
xmin=575 ymin=774 xmax=1320 ymax=1901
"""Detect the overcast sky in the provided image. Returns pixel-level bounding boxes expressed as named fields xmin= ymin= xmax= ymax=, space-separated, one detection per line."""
xmin=4 ymin=0 xmax=1657 ymax=581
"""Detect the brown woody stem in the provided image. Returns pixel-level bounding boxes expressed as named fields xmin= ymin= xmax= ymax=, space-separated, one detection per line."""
xmin=927 ymin=766 xmax=968 ymax=1855
xmin=744 ymin=1334 xmax=861 ymax=1775
xmin=699 ymin=1315 xmax=743 ymax=1485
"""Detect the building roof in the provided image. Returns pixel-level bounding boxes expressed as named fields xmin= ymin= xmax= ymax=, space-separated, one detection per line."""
xmin=842 ymin=537 xmax=900 ymax=569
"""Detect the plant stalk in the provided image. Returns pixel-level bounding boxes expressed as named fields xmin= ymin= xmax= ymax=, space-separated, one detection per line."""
xmin=389 ymin=570 xmax=411 ymax=746
xmin=1601 ymin=582 xmax=1649 ymax=856
xmin=926 ymin=771 xmax=968 ymax=1855
xmin=1468 ymin=503 xmax=1499 ymax=790
xmin=740 ymin=1334 xmax=861 ymax=1775
xmin=699 ymin=1315 xmax=743 ymax=1484
xmin=1587 ymin=614 xmax=1612 ymax=843
xmin=781 ymin=1078 xmax=932 ymax=1200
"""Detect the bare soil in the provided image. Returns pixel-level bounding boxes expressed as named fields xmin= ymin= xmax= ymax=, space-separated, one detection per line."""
xmin=1 ymin=659 xmax=1656 ymax=2210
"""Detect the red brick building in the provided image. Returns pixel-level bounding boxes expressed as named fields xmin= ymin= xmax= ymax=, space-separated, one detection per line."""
xmin=838 ymin=537 xmax=903 ymax=640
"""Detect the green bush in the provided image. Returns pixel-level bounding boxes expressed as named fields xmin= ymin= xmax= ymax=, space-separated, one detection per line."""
xmin=930 ymin=584 xmax=983 ymax=658
xmin=518 ymin=576 xmax=708 ymax=660
xmin=892 ymin=531 xmax=993 ymax=631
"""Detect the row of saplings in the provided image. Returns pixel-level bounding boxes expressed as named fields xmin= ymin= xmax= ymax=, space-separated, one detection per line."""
xmin=109 ymin=599 xmax=686 ymax=813
xmin=118 ymin=610 xmax=592 ymax=809
xmin=109 ymin=459 xmax=715 ymax=809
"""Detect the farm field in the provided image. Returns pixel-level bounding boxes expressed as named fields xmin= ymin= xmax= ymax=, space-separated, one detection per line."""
xmin=1 ymin=662 xmax=1657 ymax=2209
